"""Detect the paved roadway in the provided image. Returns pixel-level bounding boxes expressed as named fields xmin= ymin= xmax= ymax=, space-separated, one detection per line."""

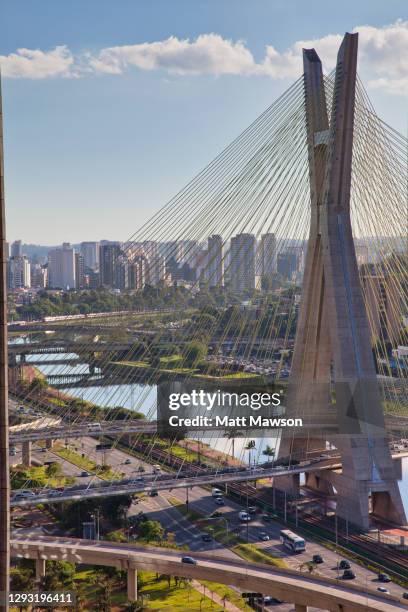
xmin=11 ymin=535 xmax=406 ymax=612
xmin=11 ymin=435 xmax=408 ymax=606
xmin=66 ymin=437 xmax=408 ymax=602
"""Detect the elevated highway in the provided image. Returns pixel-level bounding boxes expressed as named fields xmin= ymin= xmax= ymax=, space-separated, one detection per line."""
xmin=10 ymin=419 xmax=156 ymax=444
xmin=8 ymin=457 xmax=359 ymax=506
xmin=11 ymin=535 xmax=407 ymax=610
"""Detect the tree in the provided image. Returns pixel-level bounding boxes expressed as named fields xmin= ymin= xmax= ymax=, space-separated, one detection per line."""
xmin=262 ymin=444 xmax=275 ymax=461
xmin=183 ymin=341 xmax=208 ymax=367
xmin=45 ymin=462 xmax=62 ymax=478
xmin=245 ymin=440 xmax=256 ymax=468
xmin=29 ymin=377 xmax=48 ymax=393
xmin=223 ymin=430 xmax=243 ymax=461
xmin=11 ymin=567 xmax=35 ymax=611
xmin=138 ymin=519 xmax=165 ymax=542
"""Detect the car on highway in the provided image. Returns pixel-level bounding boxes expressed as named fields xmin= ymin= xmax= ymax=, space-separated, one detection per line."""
xmin=201 ymin=534 xmax=213 ymax=542
xmin=47 ymin=489 xmax=63 ymax=498
xmin=377 ymin=587 xmax=389 ymax=594
xmin=80 ymin=471 xmax=91 ymax=477
xmin=261 ymin=513 xmax=273 ymax=522
xmin=338 ymin=560 xmax=350 ymax=570
xmin=9 ymin=448 xmax=17 ymax=456
xmin=247 ymin=506 xmax=258 ymax=514
xmin=378 ymin=573 xmax=391 ymax=583
xmin=214 ymin=497 xmax=224 ymax=505
xmin=257 ymin=596 xmax=282 ymax=605
xmin=210 ymin=511 xmax=222 ymax=518
xmin=149 ymin=489 xmax=158 ymax=497
xmin=312 ymin=554 xmax=324 ymax=564
xmin=124 ymin=459 xmax=132 ymax=465
xmin=181 ymin=556 xmax=197 ymax=565
xmin=259 ymin=532 xmax=270 ymax=541
xmin=212 ymin=488 xmax=223 ymax=497
xmin=342 ymin=569 xmax=356 ymax=580
xmin=12 ymin=490 xmax=36 ymax=501
xmin=402 ymin=592 xmax=408 ymax=600
xmin=239 ymin=511 xmax=251 ymax=522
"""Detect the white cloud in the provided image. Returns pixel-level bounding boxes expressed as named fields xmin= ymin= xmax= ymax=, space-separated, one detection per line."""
xmin=0 ymin=45 xmax=75 ymax=79
xmin=1 ymin=21 xmax=408 ymax=93
xmin=88 ymin=34 xmax=256 ymax=76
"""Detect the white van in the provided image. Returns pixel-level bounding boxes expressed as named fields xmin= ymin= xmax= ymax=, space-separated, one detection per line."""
xmin=212 ymin=488 xmax=223 ymax=497
xmin=153 ymin=465 xmax=162 ymax=474
xmin=239 ymin=511 xmax=251 ymax=522
xmin=88 ymin=422 xmax=102 ymax=431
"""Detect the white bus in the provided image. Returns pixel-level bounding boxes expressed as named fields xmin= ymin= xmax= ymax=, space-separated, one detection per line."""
xmin=280 ymin=529 xmax=306 ymax=553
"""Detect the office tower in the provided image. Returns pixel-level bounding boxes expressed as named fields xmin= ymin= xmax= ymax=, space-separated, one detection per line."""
xmin=11 ymin=240 xmax=22 ymax=258
xmin=80 ymin=242 xmax=100 ymax=271
xmin=230 ymin=233 xmax=256 ymax=292
xmin=75 ymin=253 xmax=85 ymax=289
xmin=8 ymin=256 xmax=31 ymax=289
xmin=260 ymin=233 xmax=276 ymax=280
xmin=206 ymin=235 xmax=223 ymax=287
xmin=48 ymin=243 xmax=76 ymax=289
xmin=99 ymin=243 xmax=122 ymax=288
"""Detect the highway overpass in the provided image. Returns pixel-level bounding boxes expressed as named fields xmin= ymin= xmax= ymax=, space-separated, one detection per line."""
xmin=8 ymin=458 xmax=355 ymax=506
xmin=11 ymin=535 xmax=407 ymax=610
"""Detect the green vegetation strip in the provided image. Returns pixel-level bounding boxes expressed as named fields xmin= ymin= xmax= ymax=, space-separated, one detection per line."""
xmin=11 ymin=465 xmax=75 ymax=490
xmin=53 ymin=446 xmax=118 ymax=481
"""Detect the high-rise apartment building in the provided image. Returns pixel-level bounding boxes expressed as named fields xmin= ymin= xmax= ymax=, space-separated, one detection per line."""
xmin=48 ymin=243 xmax=76 ymax=289
xmin=11 ymin=240 xmax=23 ymax=258
xmin=277 ymin=247 xmax=303 ymax=282
xmin=80 ymin=242 xmax=100 ymax=271
xmin=8 ymin=255 xmax=31 ymax=289
xmin=148 ymin=255 xmax=166 ymax=285
xmin=130 ymin=255 xmax=147 ymax=290
xmin=207 ymin=235 xmax=223 ymax=287
xmin=31 ymin=264 xmax=47 ymax=289
xmin=229 ymin=233 xmax=256 ymax=293
xmin=99 ymin=243 xmax=122 ymax=288
xmin=260 ymin=233 xmax=276 ymax=279
xmin=75 ymin=253 xmax=86 ymax=289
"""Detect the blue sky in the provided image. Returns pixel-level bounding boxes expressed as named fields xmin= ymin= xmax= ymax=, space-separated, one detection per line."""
xmin=1 ymin=0 xmax=408 ymax=244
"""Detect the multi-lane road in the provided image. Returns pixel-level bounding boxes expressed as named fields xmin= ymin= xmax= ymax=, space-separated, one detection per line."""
xmin=12 ymin=434 xmax=407 ymax=606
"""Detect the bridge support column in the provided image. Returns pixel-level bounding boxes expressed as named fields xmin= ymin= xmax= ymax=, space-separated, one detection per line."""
xmin=127 ymin=567 xmax=137 ymax=601
xmin=35 ymin=558 xmax=46 ymax=581
xmin=45 ymin=438 xmax=54 ymax=450
xmin=304 ymin=472 xmax=334 ymax=495
xmin=22 ymin=440 xmax=31 ymax=466
xmin=273 ymin=472 xmax=300 ymax=496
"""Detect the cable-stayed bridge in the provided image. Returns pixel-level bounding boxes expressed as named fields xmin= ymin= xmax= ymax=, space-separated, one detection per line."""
xmin=8 ymin=31 xmax=408 ymax=540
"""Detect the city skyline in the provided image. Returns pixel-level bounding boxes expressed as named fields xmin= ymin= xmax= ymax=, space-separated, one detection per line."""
xmin=1 ymin=0 xmax=408 ymax=243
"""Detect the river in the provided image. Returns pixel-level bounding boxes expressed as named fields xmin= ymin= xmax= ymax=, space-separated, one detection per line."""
xmin=20 ymin=348 xmax=408 ymax=514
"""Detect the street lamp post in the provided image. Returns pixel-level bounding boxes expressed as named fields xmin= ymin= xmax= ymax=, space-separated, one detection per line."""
xmin=91 ymin=510 xmax=100 ymax=541
xmin=0 ymin=74 xmax=10 ymax=611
